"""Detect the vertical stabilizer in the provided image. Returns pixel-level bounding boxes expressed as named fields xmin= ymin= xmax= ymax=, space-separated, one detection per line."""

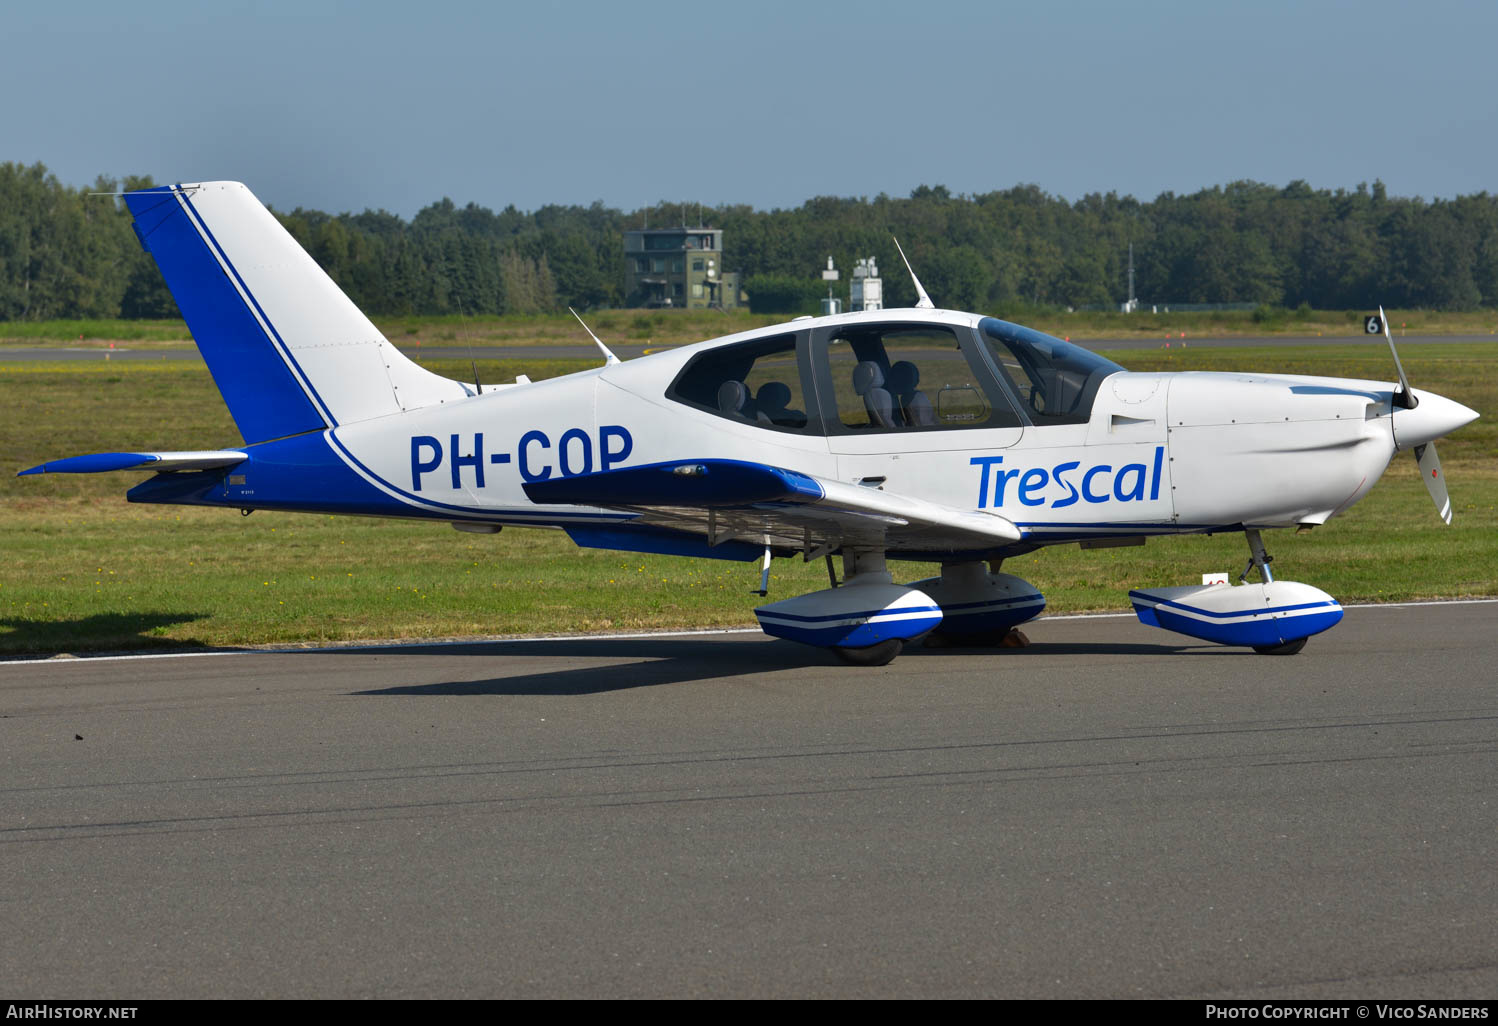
xmin=126 ymin=182 xmax=467 ymax=444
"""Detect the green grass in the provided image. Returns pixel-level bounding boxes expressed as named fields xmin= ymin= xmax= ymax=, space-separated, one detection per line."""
xmin=1046 ymin=306 xmax=1498 ymax=340
xmin=0 ymin=358 xmax=595 ymax=503
xmin=0 ymin=504 xmax=834 ymax=653
xmin=1 ymin=345 xmax=1493 ymax=656
xmin=0 ymin=318 xmax=195 ymax=343
xmin=6 ymin=307 xmax=1498 ymax=351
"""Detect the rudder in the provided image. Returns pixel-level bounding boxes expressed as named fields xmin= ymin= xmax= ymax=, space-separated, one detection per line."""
xmin=126 ymin=182 xmax=466 ymax=444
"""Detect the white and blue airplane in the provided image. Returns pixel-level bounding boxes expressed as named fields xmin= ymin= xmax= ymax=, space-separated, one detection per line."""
xmin=19 ymin=182 xmax=1481 ymax=664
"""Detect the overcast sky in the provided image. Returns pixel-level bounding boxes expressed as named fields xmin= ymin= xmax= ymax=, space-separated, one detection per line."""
xmin=7 ymin=0 xmax=1496 ymax=217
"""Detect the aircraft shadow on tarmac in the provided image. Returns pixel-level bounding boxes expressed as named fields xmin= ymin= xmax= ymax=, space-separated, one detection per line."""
xmin=341 ymin=636 xmax=1197 ymax=697
xmin=2 ymin=610 xmax=208 ymax=657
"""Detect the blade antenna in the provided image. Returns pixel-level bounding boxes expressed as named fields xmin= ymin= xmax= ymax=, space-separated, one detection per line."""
xmin=456 ymin=299 xmax=482 ymax=395
xmin=1379 ymin=305 xmax=1415 ymax=409
xmin=570 ymin=307 xmax=621 ymax=366
xmin=892 ymin=236 xmax=935 ymax=310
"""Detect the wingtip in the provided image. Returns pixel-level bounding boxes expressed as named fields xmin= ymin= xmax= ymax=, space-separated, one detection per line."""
xmin=13 ymin=452 xmax=159 ymax=475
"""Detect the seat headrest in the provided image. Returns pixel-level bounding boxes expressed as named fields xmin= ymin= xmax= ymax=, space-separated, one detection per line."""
xmin=887 ymin=360 xmax=919 ymax=393
xmin=756 ymin=381 xmax=791 ymax=412
xmin=852 ymin=361 xmax=885 ymax=395
xmin=717 ymin=379 xmax=748 ymax=414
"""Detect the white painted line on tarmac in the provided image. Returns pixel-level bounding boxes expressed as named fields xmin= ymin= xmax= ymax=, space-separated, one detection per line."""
xmin=0 ymin=648 xmax=251 ymax=667
xmin=3 ymin=599 xmax=1493 ymax=667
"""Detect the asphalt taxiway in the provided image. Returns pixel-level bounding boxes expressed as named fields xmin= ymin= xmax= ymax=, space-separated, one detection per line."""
xmin=2 ymin=601 xmax=1495 ymax=998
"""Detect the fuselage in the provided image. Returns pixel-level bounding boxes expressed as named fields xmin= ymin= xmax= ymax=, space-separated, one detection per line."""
xmin=132 ymin=307 xmax=1452 ymax=558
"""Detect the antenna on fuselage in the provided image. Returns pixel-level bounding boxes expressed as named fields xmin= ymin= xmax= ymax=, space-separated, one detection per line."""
xmin=455 ymin=299 xmax=482 ymax=396
xmin=892 ymin=236 xmax=935 ymax=310
xmin=570 ymin=307 xmax=621 ymax=367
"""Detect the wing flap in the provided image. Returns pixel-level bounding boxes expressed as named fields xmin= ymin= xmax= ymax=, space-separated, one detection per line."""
xmin=523 ymin=458 xmax=1020 ymax=555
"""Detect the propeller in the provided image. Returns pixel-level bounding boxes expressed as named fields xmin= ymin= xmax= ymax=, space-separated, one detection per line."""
xmin=1378 ymin=306 xmax=1453 ymax=524
xmin=1414 ymin=443 xmax=1451 ymax=525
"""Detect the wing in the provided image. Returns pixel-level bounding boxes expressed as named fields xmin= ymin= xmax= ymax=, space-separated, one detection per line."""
xmin=17 ymin=451 xmax=248 ymax=476
xmin=523 ymin=458 xmax=1021 ymax=559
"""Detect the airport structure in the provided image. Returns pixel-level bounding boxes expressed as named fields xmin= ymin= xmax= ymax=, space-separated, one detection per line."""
xmin=820 ymin=256 xmax=841 ymax=316
xmin=850 ymin=256 xmax=882 ymax=312
xmin=623 ymin=228 xmax=747 ymax=309
xmin=819 ymin=255 xmax=883 ymax=316
xmin=1121 ymin=242 xmax=1139 ymax=313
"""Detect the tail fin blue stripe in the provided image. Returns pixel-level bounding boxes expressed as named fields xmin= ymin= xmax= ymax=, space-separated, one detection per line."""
xmin=175 ymin=189 xmax=339 ymax=429
xmin=124 ymin=186 xmax=326 ymax=445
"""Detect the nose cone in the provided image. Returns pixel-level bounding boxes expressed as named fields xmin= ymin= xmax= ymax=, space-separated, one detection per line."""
xmin=1394 ymin=389 xmax=1480 ymax=450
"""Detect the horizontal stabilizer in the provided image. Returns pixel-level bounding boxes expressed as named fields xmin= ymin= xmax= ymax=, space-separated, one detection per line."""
xmin=18 ymin=450 xmax=247 ymax=476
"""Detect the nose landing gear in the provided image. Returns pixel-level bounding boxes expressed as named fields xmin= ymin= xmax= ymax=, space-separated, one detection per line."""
xmin=1239 ymin=530 xmax=1307 ymax=654
xmin=1129 ymin=528 xmax=1343 ymax=654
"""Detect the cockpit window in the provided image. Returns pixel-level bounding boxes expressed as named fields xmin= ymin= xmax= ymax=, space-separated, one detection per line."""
xmin=978 ymin=317 xmax=1123 ymax=426
xmin=818 ymin=324 xmax=1021 ymax=433
xmin=666 ymin=333 xmax=813 ymax=433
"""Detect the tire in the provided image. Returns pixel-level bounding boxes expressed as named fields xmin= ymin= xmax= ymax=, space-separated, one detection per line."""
xmin=833 ymin=639 xmax=904 ymax=666
xmin=926 ymin=628 xmax=1028 ymax=649
xmin=1253 ymin=637 xmax=1308 ymax=655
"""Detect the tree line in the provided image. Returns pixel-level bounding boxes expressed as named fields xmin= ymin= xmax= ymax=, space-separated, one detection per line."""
xmin=4 ymin=161 xmax=1498 ymax=322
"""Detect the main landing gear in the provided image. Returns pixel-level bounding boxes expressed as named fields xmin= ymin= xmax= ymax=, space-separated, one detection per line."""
xmin=833 ymin=638 xmax=906 ymax=667
xmin=752 ymin=553 xmax=1047 ymax=666
xmin=1129 ymin=528 xmax=1344 ymax=654
xmin=752 ymin=550 xmax=941 ymax=667
xmin=906 ymin=560 xmax=1045 ymax=648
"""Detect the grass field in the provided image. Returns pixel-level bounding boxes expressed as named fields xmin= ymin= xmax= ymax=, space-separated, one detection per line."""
xmin=5 ymin=306 xmax=1498 ymax=352
xmin=1 ymin=343 xmax=1493 ymax=656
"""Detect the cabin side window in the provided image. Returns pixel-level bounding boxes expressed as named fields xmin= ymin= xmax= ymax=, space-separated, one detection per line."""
xmin=666 ymin=334 xmax=814 ymax=433
xmin=816 ymin=324 xmax=1021 ymax=433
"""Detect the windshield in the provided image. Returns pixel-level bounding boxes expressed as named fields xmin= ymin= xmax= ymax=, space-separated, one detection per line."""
xmin=978 ymin=317 xmax=1123 ymax=425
